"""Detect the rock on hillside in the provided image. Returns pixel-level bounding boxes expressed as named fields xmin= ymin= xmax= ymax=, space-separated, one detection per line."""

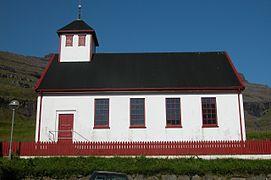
xmin=243 ymin=83 xmax=271 ymax=117
xmin=239 ymin=73 xmax=271 ymax=130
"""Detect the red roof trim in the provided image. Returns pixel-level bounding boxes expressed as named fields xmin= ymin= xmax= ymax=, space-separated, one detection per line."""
xmin=35 ymin=54 xmax=56 ymax=91
xmin=36 ymin=87 xmax=242 ymax=94
xmin=224 ymin=51 xmax=245 ymax=90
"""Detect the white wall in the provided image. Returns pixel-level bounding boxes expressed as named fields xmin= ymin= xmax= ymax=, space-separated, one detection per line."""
xmin=59 ymin=34 xmax=92 ymax=62
xmin=35 ymin=93 xmax=246 ymax=142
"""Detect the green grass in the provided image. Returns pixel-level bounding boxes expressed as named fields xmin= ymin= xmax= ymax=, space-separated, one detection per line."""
xmin=246 ymin=108 xmax=271 ymax=140
xmin=0 ymin=157 xmax=271 ymax=179
xmin=0 ymin=109 xmax=35 ymax=142
xmin=246 ymin=131 xmax=271 ymax=140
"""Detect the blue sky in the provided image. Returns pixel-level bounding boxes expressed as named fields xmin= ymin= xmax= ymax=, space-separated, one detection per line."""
xmin=0 ymin=0 xmax=270 ymax=86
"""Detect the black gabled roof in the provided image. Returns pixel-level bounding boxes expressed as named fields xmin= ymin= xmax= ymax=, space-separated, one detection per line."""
xmin=57 ymin=19 xmax=94 ymax=31
xmin=57 ymin=19 xmax=99 ymax=46
xmin=35 ymin=52 xmax=245 ymax=92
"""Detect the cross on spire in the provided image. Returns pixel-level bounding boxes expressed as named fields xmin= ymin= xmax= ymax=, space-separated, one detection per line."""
xmin=78 ymin=0 xmax=82 ymax=19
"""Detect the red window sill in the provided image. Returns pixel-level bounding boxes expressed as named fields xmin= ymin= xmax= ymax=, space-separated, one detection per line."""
xmin=93 ymin=126 xmax=110 ymax=129
xmin=202 ymin=125 xmax=219 ymax=128
xmin=129 ymin=126 xmax=146 ymax=129
xmin=166 ymin=125 xmax=182 ymax=128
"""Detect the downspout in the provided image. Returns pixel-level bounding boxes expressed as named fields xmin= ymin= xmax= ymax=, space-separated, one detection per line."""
xmin=37 ymin=92 xmax=43 ymax=142
xmin=238 ymin=92 xmax=244 ymax=141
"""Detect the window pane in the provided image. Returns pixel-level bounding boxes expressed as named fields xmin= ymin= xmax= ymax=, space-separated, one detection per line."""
xmin=66 ymin=35 xmax=73 ymax=46
xmin=78 ymin=35 xmax=86 ymax=46
xmin=166 ymin=98 xmax=181 ymax=126
xmin=95 ymin=99 xmax=109 ymax=127
xmin=130 ymin=98 xmax=145 ymax=126
xmin=202 ymin=97 xmax=217 ymax=126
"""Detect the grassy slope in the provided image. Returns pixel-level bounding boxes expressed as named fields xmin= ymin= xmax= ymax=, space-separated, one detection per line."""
xmin=246 ymin=109 xmax=271 ymax=140
xmin=0 ymin=51 xmax=46 ymax=142
xmin=0 ymin=109 xmax=35 ymax=142
xmin=0 ymin=51 xmax=46 ymax=99
xmin=259 ymin=108 xmax=271 ymax=129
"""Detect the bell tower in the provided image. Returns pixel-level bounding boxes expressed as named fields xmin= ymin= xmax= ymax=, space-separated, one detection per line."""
xmin=57 ymin=1 xmax=99 ymax=62
xmin=57 ymin=20 xmax=99 ymax=62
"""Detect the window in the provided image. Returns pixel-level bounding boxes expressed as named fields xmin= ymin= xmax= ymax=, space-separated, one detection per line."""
xmin=78 ymin=34 xmax=86 ymax=46
xmin=201 ymin=97 xmax=218 ymax=127
xmin=166 ymin=98 xmax=182 ymax=127
xmin=130 ymin=98 xmax=145 ymax=128
xmin=65 ymin=35 xmax=73 ymax=46
xmin=94 ymin=99 xmax=109 ymax=128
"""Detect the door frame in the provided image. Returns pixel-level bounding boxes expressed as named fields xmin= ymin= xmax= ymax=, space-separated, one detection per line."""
xmin=55 ymin=110 xmax=76 ymax=142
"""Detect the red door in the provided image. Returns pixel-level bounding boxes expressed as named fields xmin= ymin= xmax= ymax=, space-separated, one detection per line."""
xmin=58 ymin=114 xmax=74 ymax=143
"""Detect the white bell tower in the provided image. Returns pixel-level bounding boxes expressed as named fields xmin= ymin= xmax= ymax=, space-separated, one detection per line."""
xmin=57 ymin=1 xmax=99 ymax=62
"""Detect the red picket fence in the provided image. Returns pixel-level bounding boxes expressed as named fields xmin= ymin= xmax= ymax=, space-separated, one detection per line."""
xmin=1 ymin=140 xmax=271 ymax=157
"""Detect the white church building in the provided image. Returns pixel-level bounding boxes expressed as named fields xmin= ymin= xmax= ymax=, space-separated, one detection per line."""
xmin=34 ymin=18 xmax=246 ymax=143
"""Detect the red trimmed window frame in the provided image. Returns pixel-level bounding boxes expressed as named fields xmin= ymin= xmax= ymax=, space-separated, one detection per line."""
xmin=65 ymin=34 xmax=74 ymax=47
xmin=94 ymin=98 xmax=110 ymax=129
xmin=78 ymin=34 xmax=86 ymax=46
xmin=201 ymin=97 xmax=218 ymax=128
xmin=165 ymin=98 xmax=182 ymax=128
xmin=130 ymin=98 xmax=146 ymax=128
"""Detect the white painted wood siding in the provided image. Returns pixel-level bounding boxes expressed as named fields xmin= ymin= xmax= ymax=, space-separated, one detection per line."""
xmin=59 ymin=34 xmax=92 ymax=62
xmin=35 ymin=93 xmax=246 ymax=142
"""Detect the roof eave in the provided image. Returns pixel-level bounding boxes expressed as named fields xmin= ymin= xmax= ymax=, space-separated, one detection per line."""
xmin=36 ymin=86 xmax=245 ymax=94
xmin=224 ymin=51 xmax=245 ymax=89
xmin=34 ymin=54 xmax=57 ymax=92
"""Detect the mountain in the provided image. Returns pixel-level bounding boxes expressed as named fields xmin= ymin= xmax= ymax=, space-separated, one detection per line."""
xmin=0 ymin=51 xmax=48 ymax=141
xmin=0 ymin=51 xmax=270 ymax=141
xmin=0 ymin=51 xmax=48 ymax=114
xmin=240 ymin=74 xmax=271 ymax=130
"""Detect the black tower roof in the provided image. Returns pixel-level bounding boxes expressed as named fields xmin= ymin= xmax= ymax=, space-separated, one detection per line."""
xmin=57 ymin=19 xmax=99 ymax=46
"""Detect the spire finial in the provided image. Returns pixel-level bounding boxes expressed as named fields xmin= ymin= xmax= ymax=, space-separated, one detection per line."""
xmin=78 ymin=0 xmax=82 ymax=19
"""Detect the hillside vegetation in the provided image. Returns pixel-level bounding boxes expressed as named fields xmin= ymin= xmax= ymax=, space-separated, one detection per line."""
xmin=0 ymin=51 xmax=48 ymax=141
xmin=0 ymin=51 xmax=270 ymax=141
xmin=1 ymin=157 xmax=271 ymax=179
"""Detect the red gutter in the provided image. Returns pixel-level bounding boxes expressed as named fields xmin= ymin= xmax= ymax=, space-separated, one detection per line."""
xmin=35 ymin=54 xmax=56 ymax=91
xmin=238 ymin=93 xmax=244 ymax=141
xmin=37 ymin=90 xmax=241 ymax=95
xmin=36 ymin=86 xmax=243 ymax=93
xmin=224 ymin=51 xmax=245 ymax=90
